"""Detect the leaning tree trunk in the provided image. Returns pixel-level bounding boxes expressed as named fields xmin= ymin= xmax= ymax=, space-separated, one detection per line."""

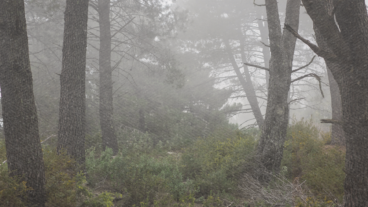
xmin=326 ymin=65 xmax=345 ymax=145
xmin=98 ymin=0 xmax=119 ymax=155
xmin=224 ymin=39 xmax=264 ymax=128
xmin=57 ymin=0 xmax=89 ymax=167
xmin=256 ymin=0 xmax=300 ymax=176
xmin=287 ymin=0 xmax=368 ymax=205
xmin=314 ymin=24 xmax=345 ymax=146
xmin=0 ymin=0 xmax=46 ymax=206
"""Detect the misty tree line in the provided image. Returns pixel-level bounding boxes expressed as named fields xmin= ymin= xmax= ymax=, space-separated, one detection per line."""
xmin=0 ymin=0 xmax=367 ymax=206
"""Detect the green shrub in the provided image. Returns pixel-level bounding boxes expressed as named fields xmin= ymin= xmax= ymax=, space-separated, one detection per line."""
xmin=180 ymin=130 xmax=256 ymax=197
xmin=0 ymin=167 xmax=29 ymax=207
xmin=281 ymin=118 xmax=345 ymax=202
xmin=43 ymin=148 xmax=77 ymax=207
xmin=86 ymin=147 xmax=197 ymax=206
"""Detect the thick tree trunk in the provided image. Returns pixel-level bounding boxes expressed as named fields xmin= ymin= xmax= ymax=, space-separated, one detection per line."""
xmin=98 ymin=0 xmax=119 ymax=155
xmin=224 ymin=39 xmax=264 ymax=128
xmin=294 ymin=0 xmax=368 ymax=205
xmin=57 ymin=0 xmax=89 ymax=167
xmin=0 ymin=0 xmax=46 ymax=206
xmin=256 ymin=0 xmax=300 ymax=176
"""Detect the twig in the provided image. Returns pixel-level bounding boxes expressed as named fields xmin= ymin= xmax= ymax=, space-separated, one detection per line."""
xmin=111 ymin=17 xmax=135 ymax=39
xmin=244 ymin=63 xmax=270 ymax=71
xmin=260 ymin=41 xmax=270 ymax=47
xmin=291 ymin=73 xmax=324 ymax=98
xmin=253 ymin=0 xmax=266 ymax=6
xmin=292 ymin=55 xmax=316 ymax=73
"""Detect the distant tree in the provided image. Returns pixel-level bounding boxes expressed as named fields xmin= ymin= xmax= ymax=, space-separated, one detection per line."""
xmin=57 ymin=0 xmax=89 ymax=167
xmin=286 ymin=0 xmax=368 ymax=204
xmin=0 ymin=0 xmax=46 ymax=206
xmin=179 ymin=0 xmax=266 ymax=128
xmin=98 ymin=0 xmax=119 ymax=155
xmin=256 ymin=0 xmax=300 ymax=177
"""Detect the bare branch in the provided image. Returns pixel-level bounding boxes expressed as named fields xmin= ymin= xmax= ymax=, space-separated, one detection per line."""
xmin=260 ymin=41 xmax=270 ymax=47
xmin=291 ymin=73 xmax=324 ymax=98
xmin=244 ymin=63 xmax=270 ymax=72
xmin=253 ymin=0 xmax=266 ymax=6
xmin=321 ymin=119 xmax=343 ymax=125
xmin=111 ymin=17 xmax=135 ymax=39
xmin=284 ymin=24 xmax=338 ymax=62
xmin=292 ymin=55 xmax=316 ymax=73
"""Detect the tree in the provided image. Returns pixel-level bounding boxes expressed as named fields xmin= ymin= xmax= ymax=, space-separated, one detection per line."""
xmin=313 ymin=26 xmax=345 ymax=145
xmin=285 ymin=0 xmax=368 ymax=204
xmin=179 ymin=0 xmax=266 ymax=128
xmin=98 ymin=0 xmax=119 ymax=155
xmin=0 ymin=0 xmax=46 ymax=206
xmin=57 ymin=0 xmax=89 ymax=167
xmin=256 ymin=0 xmax=300 ymax=177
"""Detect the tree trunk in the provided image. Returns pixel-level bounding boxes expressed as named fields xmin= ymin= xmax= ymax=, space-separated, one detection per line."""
xmin=224 ymin=39 xmax=264 ymax=128
xmin=293 ymin=0 xmax=368 ymax=204
xmin=326 ymin=65 xmax=345 ymax=145
xmin=314 ymin=24 xmax=345 ymax=146
xmin=98 ymin=0 xmax=119 ymax=155
xmin=57 ymin=0 xmax=89 ymax=167
xmin=257 ymin=17 xmax=271 ymax=88
xmin=256 ymin=0 xmax=300 ymax=176
xmin=0 ymin=0 xmax=46 ymax=206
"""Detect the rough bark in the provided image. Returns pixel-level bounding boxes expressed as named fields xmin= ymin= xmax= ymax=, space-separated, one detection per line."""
xmin=296 ymin=0 xmax=368 ymax=205
xmin=98 ymin=0 xmax=119 ymax=155
xmin=326 ymin=66 xmax=345 ymax=145
xmin=57 ymin=0 xmax=89 ymax=167
xmin=0 ymin=0 xmax=46 ymax=205
xmin=224 ymin=39 xmax=264 ymax=128
xmin=256 ymin=0 xmax=300 ymax=176
xmin=314 ymin=26 xmax=345 ymax=145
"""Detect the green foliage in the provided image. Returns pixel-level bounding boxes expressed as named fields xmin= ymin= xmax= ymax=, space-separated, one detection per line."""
xmin=86 ymin=147 xmax=197 ymax=206
xmin=43 ymin=148 xmax=77 ymax=206
xmin=180 ymin=128 xmax=256 ymax=197
xmin=202 ymin=195 xmax=224 ymax=207
xmin=281 ymin=118 xmax=345 ymax=202
xmin=0 ymin=167 xmax=29 ymax=207
xmin=0 ymin=139 xmax=6 ymax=166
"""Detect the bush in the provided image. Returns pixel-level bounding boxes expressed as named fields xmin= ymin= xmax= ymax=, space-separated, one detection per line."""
xmin=43 ymin=148 xmax=77 ymax=207
xmin=180 ymin=129 xmax=256 ymax=197
xmin=86 ymin=147 xmax=197 ymax=206
xmin=0 ymin=167 xmax=29 ymax=207
xmin=281 ymin=118 xmax=345 ymax=202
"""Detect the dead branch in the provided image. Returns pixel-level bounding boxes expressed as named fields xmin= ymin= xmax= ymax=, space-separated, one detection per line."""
xmin=244 ymin=63 xmax=270 ymax=72
xmin=321 ymin=119 xmax=343 ymax=125
xmin=111 ymin=17 xmax=135 ymax=39
xmin=253 ymin=0 xmax=266 ymax=6
xmin=260 ymin=41 xmax=270 ymax=47
xmin=292 ymin=55 xmax=316 ymax=73
xmin=291 ymin=73 xmax=324 ymax=98
xmin=284 ymin=24 xmax=338 ymax=62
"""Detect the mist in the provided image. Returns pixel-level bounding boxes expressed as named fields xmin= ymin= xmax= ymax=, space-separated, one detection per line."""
xmin=1 ymin=0 xmax=367 ymax=206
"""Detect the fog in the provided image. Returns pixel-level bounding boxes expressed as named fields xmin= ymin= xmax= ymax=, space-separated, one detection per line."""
xmin=2 ymin=0 xmax=366 ymax=206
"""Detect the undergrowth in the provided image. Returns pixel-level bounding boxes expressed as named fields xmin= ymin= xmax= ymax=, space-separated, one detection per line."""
xmin=0 ymin=119 xmax=347 ymax=206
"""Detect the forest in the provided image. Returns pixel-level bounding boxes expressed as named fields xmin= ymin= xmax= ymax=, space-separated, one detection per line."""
xmin=0 ymin=0 xmax=367 ymax=206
